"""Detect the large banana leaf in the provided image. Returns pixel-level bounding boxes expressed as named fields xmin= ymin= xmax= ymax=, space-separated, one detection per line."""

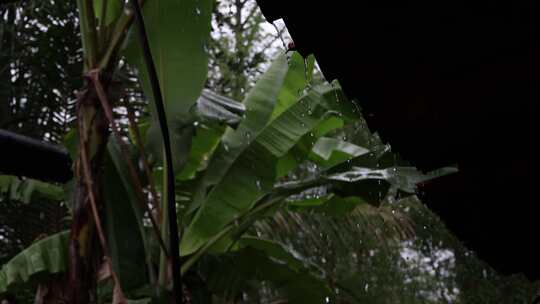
xmin=125 ymin=0 xmax=212 ymax=171
xmin=177 ymin=89 xmax=246 ymax=180
xmin=270 ymin=52 xmax=314 ymax=120
xmin=181 ymin=83 xmax=345 ymax=255
xmin=125 ymin=0 xmax=212 ymax=121
xmin=192 ymin=89 xmax=246 ymax=127
xmin=193 ymin=54 xmax=290 ymax=193
xmin=0 ymin=231 xmax=69 ymax=294
xmin=181 ymin=54 xmax=290 ymax=254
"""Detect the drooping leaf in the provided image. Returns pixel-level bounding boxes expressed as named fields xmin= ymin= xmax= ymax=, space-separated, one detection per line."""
xmin=0 ymin=231 xmax=69 ymax=294
xmin=326 ymin=166 xmax=458 ymax=193
xmin=175 ymin=90 xmax=246 ymax=180
xmin=144 ymin=90 xmax=242 ymax=176
xmin=192 ymin=89 xmax=246 ymax=127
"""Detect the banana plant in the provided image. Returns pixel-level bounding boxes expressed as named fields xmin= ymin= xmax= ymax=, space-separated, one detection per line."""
xmin=0 ymin=1 xmax=457 ymax=302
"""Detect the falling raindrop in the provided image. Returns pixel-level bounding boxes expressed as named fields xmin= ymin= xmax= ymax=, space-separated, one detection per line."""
xmin=195 ymin=7 xmax=201 ymax=15
xmin=255 ymin=180 xmax=262 ymax=190
xmin=332 ymin=84 xmax=341 ymax=103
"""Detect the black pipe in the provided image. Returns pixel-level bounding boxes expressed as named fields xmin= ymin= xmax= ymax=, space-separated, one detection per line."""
xmin=0 ymin=129 xmax=72 ymax=183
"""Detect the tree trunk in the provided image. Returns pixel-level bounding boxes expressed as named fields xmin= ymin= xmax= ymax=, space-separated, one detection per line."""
xmin=67 ymin=79 xmax=111 ymax=304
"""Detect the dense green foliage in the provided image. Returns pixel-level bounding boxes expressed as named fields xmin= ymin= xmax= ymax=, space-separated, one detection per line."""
xmin=1 ymin=0 xmax=539 ymax=303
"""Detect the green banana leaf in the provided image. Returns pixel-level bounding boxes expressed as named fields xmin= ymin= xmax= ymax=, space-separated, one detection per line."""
xmin=176 ymin=124 xmax=223 ymax=181
xmin=309 ymin=137 xmax=370 ymax=168
xmin=181 ymin=83 xmax=346 ymax=256
xmin=125 ymin=0 xmax=212 ymax=122
xmin=176 ymin=89 xmax=246 ymax=180
xmin=326 ymin=166 xmax=458 ymax=193
xmin=274 ymin=83 xmax=359 ymax=177
xmin=0 ymin=175 xmax=64 ymax=204
xmin=93 ymin=0 xmax=122 ymax=26
xmin=0 ymin=231 xmax=69 ymax=294
xmin=103 ymin=141 xmax=149 ymax=292
xmin=181 ymin=54 xmax=290 ymax=254
xmin=192 ymin=89 xmax=246 ymax=127
xmin=270 ymin=52 xmax=314 ymax=120
xmin=143 ymin=89 xmax=244 ymax=180
xmin=125 ymin=0 xmax=212 ymax=172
